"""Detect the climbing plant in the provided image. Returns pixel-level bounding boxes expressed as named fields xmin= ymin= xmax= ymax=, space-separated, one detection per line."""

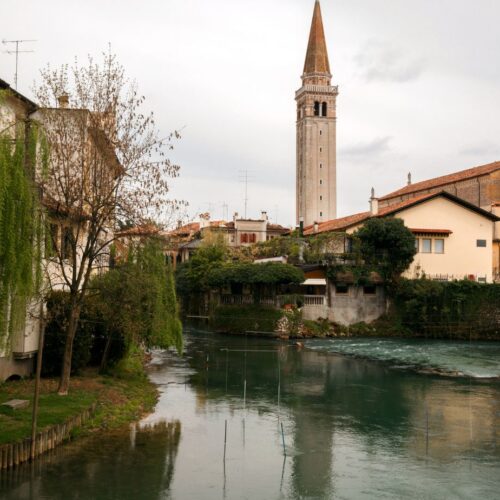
xmin=0 ymin=97 xmax=47 ymax=348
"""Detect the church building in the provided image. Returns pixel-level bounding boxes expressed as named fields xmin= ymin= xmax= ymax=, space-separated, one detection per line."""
xmin=296 ymin=0 xmax=338 ymax=227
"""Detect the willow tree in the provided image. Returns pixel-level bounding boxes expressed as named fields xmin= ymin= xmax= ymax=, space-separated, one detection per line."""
xmin=33 ymin=52 xmax=183 ymax=394
xmin=0 ymin=99 xmax=46 ymax=351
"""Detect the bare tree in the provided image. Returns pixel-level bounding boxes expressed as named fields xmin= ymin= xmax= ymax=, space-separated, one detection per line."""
xmin=33 ymin=52 xmax=183 ymax=394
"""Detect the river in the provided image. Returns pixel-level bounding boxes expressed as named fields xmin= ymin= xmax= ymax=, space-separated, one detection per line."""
xmin=1 ymin=330 xmax=499 ymax=499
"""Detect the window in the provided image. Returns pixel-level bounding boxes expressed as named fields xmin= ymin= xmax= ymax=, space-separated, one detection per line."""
xmin=320 ymin=147 xmax=322 ymax=153
xmin=249 ymin=233 xmax=256 ymax=243
xmin=345 ymin=238 xmax=353 ymax=253
xmin=322 ymin=102 xmax=327 ymax=117
xmin=314 ymin=101 xmax=320 ymax=116
xmin=434 ymin=239 xmax=444 ymax=254
xmin=319 ymin=130 xmax=322 ymax=136
xmin=477 ymin=239 xmax=487 ymax=247
xmin=320 ymin=180 xmax=323 ymax=185
xmin=335 ymin=284 xmax=349 ymax=295
xmin=320 ymin=196 xmax=323 ymax=201
xmin=320 ymin=212 xmax=323 ymax=217
xmin=363 ymin=285 xmax=376 ymax=295
xmin=240 ymin=233 xmax=248 ymax=244
xmin=414 ymin=238 xmax=419 ymax=253
xmin=320 ymin=163 xmax=322 ymax=169
xmin=422 ymin=238 xmax=432 ymax=253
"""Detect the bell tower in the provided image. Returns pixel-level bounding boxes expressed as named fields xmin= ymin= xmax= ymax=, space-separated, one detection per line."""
xmin=296 ymin=0 xmax=338 ymax=227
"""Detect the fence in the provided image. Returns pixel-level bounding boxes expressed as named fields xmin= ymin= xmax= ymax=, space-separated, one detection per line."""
xmin=219 ymin=294 xmax=326 ymax=308
xmin=0 ymin=402 xmax=96 ymax=470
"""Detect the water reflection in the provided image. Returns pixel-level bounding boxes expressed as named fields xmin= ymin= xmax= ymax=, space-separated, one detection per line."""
xmin=186 ymin=332 xmax=500 ymax=499
xmin=1 ymin=331 xmax=499 ymax=499
xmin=0 ymin=420 xmax=181 ymax=500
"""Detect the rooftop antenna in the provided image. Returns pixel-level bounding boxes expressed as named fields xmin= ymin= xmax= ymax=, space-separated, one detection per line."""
xmin=238 ymin=169 xmax=254 ymax=219
xmin=202 ymin=202 xmax=215 ymax=216
xmin=222 ymin=202 xmax=229 ymax=221
xmin=2 ymin=39 xmax=37 ymax=89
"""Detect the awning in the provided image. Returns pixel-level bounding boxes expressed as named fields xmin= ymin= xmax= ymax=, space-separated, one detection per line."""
xmin=301 ymin=278 xmax=327 ymax=286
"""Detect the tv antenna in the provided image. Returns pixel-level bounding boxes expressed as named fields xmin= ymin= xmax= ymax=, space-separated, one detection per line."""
xmin=238 ymin=169 xmax=254 ymax=219
xmin=2 ymin=39 xmax=37 ymax=89
xmin=221 ymin=202 xmax=229 ymax=221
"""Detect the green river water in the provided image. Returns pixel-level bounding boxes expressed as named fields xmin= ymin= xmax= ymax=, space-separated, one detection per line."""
xmin=1 ymin=329 xmax=499 ymax=499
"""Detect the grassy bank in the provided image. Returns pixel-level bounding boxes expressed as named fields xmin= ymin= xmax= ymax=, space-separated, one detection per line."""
xmin=0 ymin=368 xmax=157 ymax=446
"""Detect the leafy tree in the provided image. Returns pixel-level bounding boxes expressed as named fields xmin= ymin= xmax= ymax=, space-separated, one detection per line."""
xmin=92 ymin=240 xmax=182 ymax=370
xmin=207 ymin=262 xmax=304 ymax=287
xmin=33 ymin=52 xmax=182 ymax=394
xmin=175 ymin=233 xmax=228 ymax=297
xmin=354 ymin=217 xmax=416 ymax=282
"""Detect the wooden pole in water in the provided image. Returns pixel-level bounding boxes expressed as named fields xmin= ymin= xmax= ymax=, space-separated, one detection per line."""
xmin=31 ymin=301 xmax=45 ymax=461
xmin=277 ymin=353 xmax=281 ymax=419
xmin=225 ymin=349 xmax=229 ymax=393
xmin=281 ymin=422 xmax=286 ymax=456
xmin=224 ymin=420 xmax=227 ymax=461
xmin=425 ymin=404 xmax=429 ymax=456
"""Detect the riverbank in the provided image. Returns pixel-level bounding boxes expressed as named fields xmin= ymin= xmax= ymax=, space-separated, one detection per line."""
xmin=0 ymin=369 xmax=158 ymax=447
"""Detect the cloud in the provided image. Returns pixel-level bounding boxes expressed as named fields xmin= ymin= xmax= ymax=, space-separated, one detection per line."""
xmin=354 ymin=40 xmax=426 ymax=83
xmin=460 ymin=142 xmax=500 ymax=157
xmin=339 ymin=136 xmax=392 ymax=160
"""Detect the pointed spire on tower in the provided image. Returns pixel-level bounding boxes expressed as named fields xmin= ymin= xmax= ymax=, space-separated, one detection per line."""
xmin=303 ymin=0 xmax=331 ymax=77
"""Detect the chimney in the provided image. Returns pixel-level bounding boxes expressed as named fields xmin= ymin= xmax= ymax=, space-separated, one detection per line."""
xmin=261 ymin=211 xmax=268 ymax=221
xmin=199 ymin=212 xmax=210 ymax=229
xmin=57 ymin=94 xmax=69 ymax=109
xmin=407 ymin=172 xmax=412 ymax=185
xmin=370 ymin=187 xmax=379 ymax=215
xmin=233 ymin=212 xmax=239 ymax=222
xmin=313 ymin=221 xmax=319 ymax=234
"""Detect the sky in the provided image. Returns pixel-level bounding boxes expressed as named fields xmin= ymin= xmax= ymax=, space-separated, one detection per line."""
xmin=1 ymin=0 xmax=500 ymax=227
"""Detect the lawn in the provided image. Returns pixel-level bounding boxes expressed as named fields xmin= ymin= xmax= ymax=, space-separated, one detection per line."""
xmin=0 ymin=371 xmax=158 ymax=445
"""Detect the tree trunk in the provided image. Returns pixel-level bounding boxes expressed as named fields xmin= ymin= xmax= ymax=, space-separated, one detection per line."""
xmin=99 ymin=330 xmax=113 ymax=373
xmin=57 ymin=298 xmax=81 ymax=396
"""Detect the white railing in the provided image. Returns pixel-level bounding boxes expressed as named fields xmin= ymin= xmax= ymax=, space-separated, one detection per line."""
xmin=303 ymin=295 xmax=325 ymax=306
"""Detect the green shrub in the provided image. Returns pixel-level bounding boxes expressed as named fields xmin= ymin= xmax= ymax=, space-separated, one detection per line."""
xmin=391 ymin=279 xmax=500 ymax=339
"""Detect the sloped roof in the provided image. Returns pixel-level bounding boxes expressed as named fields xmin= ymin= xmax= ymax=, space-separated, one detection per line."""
xmin=116 ymin=224 xmax=160 ymax=237
xmin=380 ymin=161 xmax=500 ymax=201
xmin=0 ymin=78 xmax=37 ymax=111
xmin=305 ymin=191 xmax=499 ymax=236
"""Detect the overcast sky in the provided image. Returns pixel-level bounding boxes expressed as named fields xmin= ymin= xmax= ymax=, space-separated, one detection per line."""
xmin=2 ymin=0 xmax=500 ymax=226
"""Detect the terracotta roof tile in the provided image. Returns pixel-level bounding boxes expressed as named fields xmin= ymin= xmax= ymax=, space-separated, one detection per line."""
xmin=410 ymin=228 xmax=452 ymax=235
xmin=380 ymin=161 xmax=500 ymax=201
xmin=304 ymin=211 xmax=370 ymax=235
xmin=303 ymin=1 xmax=331 ymax=75
xmin=305 ymin=191 xmax=498 ymax=236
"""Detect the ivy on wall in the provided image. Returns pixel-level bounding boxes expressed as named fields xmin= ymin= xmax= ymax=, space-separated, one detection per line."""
xmin=0 ymin=94 xmax=47 ymax=347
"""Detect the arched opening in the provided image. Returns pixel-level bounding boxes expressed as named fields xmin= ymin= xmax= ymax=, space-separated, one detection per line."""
xmin=314 ymin=101 xmax=320 ymax=116
xmin=322 ymin=102 xmax=327 ymax=117
xmin=6 ymin=374 xmax=22 ymax=382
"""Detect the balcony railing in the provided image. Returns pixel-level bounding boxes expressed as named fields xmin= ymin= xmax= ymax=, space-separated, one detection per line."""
xmin=219 ymin=294 xmax=326 ymax=308
xmin=303 ymin=295 xmax=325 ymax=306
